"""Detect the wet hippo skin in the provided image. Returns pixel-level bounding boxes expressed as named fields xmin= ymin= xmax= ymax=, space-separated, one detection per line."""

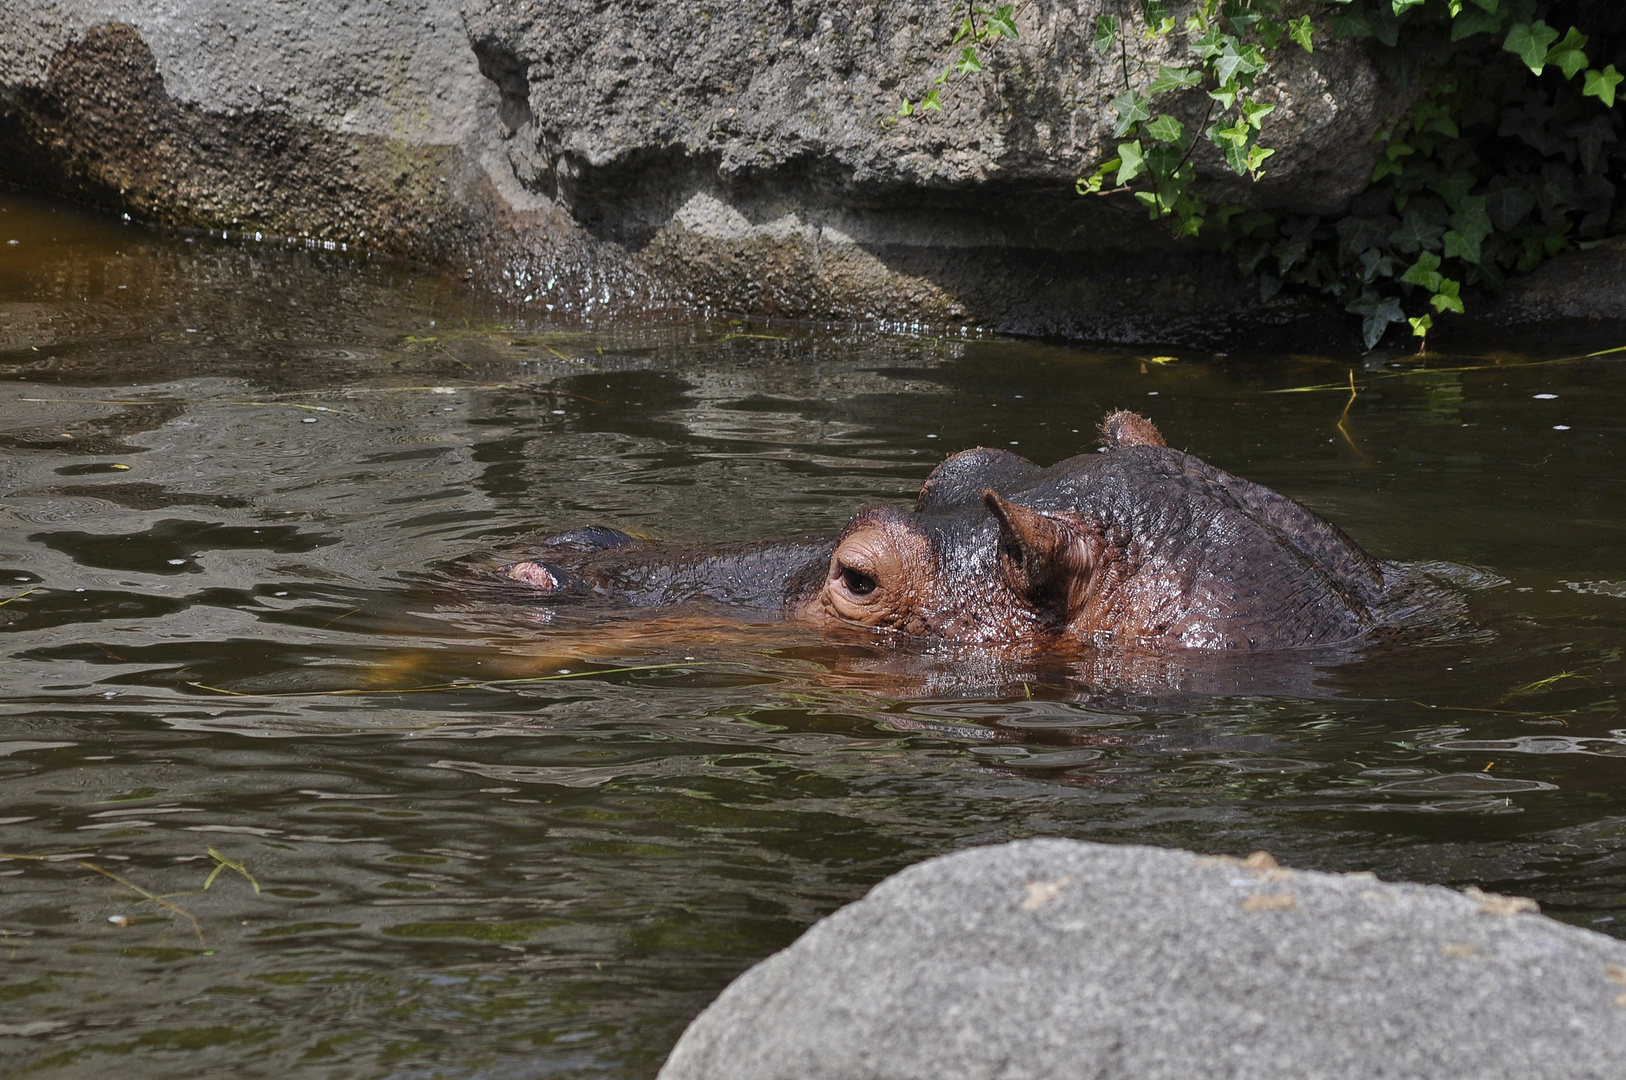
xmin=503 ymin=411 xmax=1452 ymax=651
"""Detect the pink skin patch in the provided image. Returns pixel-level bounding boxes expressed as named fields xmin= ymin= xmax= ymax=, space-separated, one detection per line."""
xmin=506 ymin=561 xmax=561 ymax=592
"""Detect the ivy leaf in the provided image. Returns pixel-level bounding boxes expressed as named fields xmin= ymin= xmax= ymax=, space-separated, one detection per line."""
xmin=1351 ymin=296 xmax=1406 ymax=350
xmin=1442 ymin=229 xmax=1481 ymax=263
xmin=1571 ymin=116 xmax=1617 ymax=176
xmin=1450 ymin=6 xmax=1505 ymax=40
xmin=1208 ymin=85 xmax=1238 ymax=109
xmin=1214 ymin=41 xmax=1265 ymax=86
xmin=1190 ymin=26 xmax=1227 ymax=60
xmin=1503 ymin=21 xmax=1559 ymax=75
xmin=1242 ymin=101 xmax=1276 ymax=129
xmin=983 ymin=4 xmax=1020 ymax=40
xmin=1115 ymin=140 xmax=1147 ymax=186
xmin=1391 ymin=0 xmax=1427 ymax=13
xmin=1077 ymin=158 xmax=1121 ymax=195
xmin=1409 ymin=314 xmax=1433 ymax=338
xmin=1359 ymin=248 xmax=1397 ymax=283
xmin=954 ymin=46 xmax=984 ymax=75
xmin=1400 ymin=251 xmax=1444 ymax=291
xmin=1092 ymin=15 xmax=1118 ymax=54
xmin=1583 ymin=65 xmax=1624 ymax=108
xmin=1147 ymin=66 xmax=1202 ymax=95
xmin=1431 ymin=172 xmax=1474 ymax=212
xmin=1211 ymin=120 xmax=1251 ymax=148
xmin=1484 ymin=178 xmax=1535 ymax=230
xmin=1389 ymin=209 xmax=1444 ymax=253
xmin=921 ymin=88 xmax=943 ymax=112
xmin=1245 ymin=145 xmax=1275 ymax=178
xmin=1431 ymin=279 xmax=1465 ymax=314
xmin=1544 ymin=26 xmax=1589 ymax=80
xmin=1143 ymin=114 xmax=1186 ymax=145
xmin=1287 ymin=15 xmax=1313 ymax=52
xmin=896 ymin=98 xmax=914 ymax=118
xmin=1111 ymin=89 xmax=1150 ymax=137
xmin=1336 ymin=216 xmax=1390 ymax=262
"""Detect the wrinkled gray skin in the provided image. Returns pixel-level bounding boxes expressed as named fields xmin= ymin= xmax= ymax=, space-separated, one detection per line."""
xmin=504 ymin=413 xmax=1449 ymax=652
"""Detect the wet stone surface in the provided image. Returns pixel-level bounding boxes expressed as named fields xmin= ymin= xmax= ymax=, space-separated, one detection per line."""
xmin=1 ymin=190 xmax=1626 ymax=1078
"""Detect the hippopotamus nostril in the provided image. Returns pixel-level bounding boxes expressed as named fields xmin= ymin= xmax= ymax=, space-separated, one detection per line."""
xmin=506 ymin=561 xmax=563 ymax=592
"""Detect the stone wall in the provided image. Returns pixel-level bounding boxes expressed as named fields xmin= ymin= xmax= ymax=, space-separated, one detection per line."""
xmin=0 ymin=1 xmax=1410 ymax=340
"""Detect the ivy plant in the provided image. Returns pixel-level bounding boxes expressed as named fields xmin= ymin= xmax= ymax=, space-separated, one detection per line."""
xmin=896 ymin=0 xmax=1625 ymax=349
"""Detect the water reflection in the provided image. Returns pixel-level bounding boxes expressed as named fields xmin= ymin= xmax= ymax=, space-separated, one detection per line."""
xmin=1 ymin=189 xmax=1626 ymax=1077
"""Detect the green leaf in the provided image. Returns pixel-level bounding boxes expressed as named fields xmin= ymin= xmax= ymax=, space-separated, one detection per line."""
xmin=1583 ymin=65 xmax=1624 ymax=108
xmin=920 ymin=89 xmax=942 ymax=112
xmin=1442 ymin=229 xmax=1481 ymax=263
xmin=1409 ymin=314 xmax=1433 ymax=338
xmin=1544 ymin=26 xmax=1589 ymax=80
xmin=1450 ymin=195 xmax=1492 ymax=242
xmin=1111 ymin=90 xmax=1150 ymax=137
xmin=1143 ymin=114 xmax=1186 ymax=144
xmin=982 ymin=4 xmax=1020 ymax=40
xmin=1190 ymin=26 xmax=1227 ymax=60
xmin=1214 ymin=41 xmax=1267 ymax=86
xmin=1077 ymin=158 xmax=1121 ymax=195
xmin=1451 ymin=7 xmax=1504 ymax=40
xmin=1245 ymin=145 xmax=1275 ymax=178
xmin=1147 ymin=66 xmax=1202 ymax=95
xmin=1242 ymin=100 xmax=1275 ymax=129
xmin=1503 ymin=20 xmax=1559 ymax=75
xmin=1352 ymin=297 xmax=1406 ymax=350
xmin=954 ymin=46 xmax=984 ymax=75
xmin=1211 ymin=120 xmax=1251 ymax=148
xmin=1359 ymin=248 xmax=1397 ymax=283
xmin=1431 ymin=172 xmax=1473 ymax=211
xmin=1484 ymin=179 xmax=1534 ymax=231
xmin=1222 ymin=140 xmax=1249 ymax=175
xmin=1430 ymin=279 xmax=1464 ymax=314
xmin=897 ymin=98 xmax=914 ymax=117
xmin=1116 ymin=140 xmax=1147 ymax=186
xmin=1092 ymin=14 xmax=1118 ymax=54
xmin=1400 ymin=251 xmax=1443 ymax=291
xmin=1208 ymin=85 xmax=1238 ymax=109
xmin=1287 ymin=15 xmax=1313 ymax=52
xmin=1392 ymin=0 xmax=1427 ymax=13
xmin=1390 ymin=209 xmax=1444 ymax=253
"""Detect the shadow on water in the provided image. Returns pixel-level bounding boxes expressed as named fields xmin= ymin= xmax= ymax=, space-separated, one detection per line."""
xmin=2 ymin=188 xmax=1626 ymax=1077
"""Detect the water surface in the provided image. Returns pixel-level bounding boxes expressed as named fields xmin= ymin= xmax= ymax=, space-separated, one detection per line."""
xmin=2 ymin=189 xmax=1626 ymax=1078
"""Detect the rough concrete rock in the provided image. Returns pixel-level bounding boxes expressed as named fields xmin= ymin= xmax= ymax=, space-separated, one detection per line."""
xmin=1495 ymin=236 xmax=1626 ymax=324
xmin=0 ymin=1 xmax=1403 ymax=339
xmin=659 ymin=839 xmax=1626 ymax=1080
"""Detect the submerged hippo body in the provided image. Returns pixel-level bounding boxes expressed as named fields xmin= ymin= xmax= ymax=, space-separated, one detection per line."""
xmin=504 ymin=412 xmax=1445 ymax=651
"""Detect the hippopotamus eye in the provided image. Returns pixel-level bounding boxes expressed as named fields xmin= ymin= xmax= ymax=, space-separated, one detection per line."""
xmin=840 ymin=566 xmax=877 ymax=596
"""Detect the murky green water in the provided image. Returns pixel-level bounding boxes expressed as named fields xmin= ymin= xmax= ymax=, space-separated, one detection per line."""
xmin=2 ymin=188 xmax=1625 ymax=1078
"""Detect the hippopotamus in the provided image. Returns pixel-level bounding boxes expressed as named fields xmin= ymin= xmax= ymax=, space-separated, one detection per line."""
xmin=501 ymin=411 xmax=1449 ymax=651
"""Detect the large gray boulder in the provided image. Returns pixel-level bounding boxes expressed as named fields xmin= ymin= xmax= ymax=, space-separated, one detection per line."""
xmin=0 ymin=1 xmax=1407 ymax=339
xmin=659 ymin=839 xmax=1626 ymax=1080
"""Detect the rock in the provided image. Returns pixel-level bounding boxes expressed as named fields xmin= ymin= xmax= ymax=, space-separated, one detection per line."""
xmin=0 ymin=1 xmax=1404 ymax=341
xmin=1494 ymin=236 xmax=1626 ymax=324
xmin=658 ymin=839 xmax=1626 ymax=1080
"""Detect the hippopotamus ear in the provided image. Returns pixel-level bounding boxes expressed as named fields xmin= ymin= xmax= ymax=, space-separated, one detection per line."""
xmin=1099 ymin=410 xmax=1166 ymax=449
xmin=982 ymin=491 xmax=1104 ymax=622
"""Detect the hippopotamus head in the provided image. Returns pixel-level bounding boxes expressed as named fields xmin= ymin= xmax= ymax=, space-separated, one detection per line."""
xmin=504 ymin=411 xmax=1432 ymax=652
xmin=789 ymin=411 xmax=1392 ymax=651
